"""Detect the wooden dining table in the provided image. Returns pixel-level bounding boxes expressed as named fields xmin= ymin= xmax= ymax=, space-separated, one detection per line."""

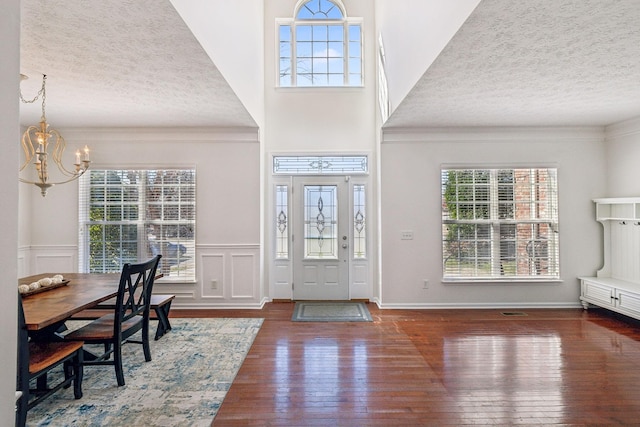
xmin=19 ymin=273 xmax=120 ymax=337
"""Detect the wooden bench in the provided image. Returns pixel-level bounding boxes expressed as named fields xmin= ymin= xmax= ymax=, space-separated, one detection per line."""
xmin=71 ymin=294 xmax=175 ymax=341
xmin=150 ymin=294 xmax=175 ymax=340
xmin=17 ymin=295 xmax=84 ymax=427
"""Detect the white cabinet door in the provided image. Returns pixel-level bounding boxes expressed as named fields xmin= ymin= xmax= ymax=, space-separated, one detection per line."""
xmin=581 ymin=280 xmax=614 ymax=308
xmin=616 ymin=288 xmax=640 ymax=317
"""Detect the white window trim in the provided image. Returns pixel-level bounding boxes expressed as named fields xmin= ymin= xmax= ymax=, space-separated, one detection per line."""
xmin=440 ymin=166 xmax=560 ymax=283
xmin=272 ymin=154 xmax=369 ymax=175
xmin=78 ymin=167 xmax=197 ymax=284
xmin=275 ymin=14 xmax=364 ymax=88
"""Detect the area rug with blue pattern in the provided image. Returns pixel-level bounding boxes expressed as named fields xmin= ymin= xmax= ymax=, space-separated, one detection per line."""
xmin=27 ymin=317 xmax=263 ymax=427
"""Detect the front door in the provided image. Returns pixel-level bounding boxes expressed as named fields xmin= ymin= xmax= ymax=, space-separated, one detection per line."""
xmin=292 ymin=176 xmax=349 ymax=300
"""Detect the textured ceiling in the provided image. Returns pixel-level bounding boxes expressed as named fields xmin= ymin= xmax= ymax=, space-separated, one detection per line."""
xmin=19 ymin=0 xmax=256 ymax=128
xmin=385 ymin=0 xmax=640 ymax=128
xmin=19 ymin=0 xmax=640 ymax=130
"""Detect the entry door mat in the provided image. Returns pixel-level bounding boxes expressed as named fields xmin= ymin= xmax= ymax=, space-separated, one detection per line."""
xmin=292 ymin=302 xmax=373 ymax=322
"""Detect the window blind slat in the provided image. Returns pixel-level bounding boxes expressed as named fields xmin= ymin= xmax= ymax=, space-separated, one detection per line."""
xmin=79 ymin=169 xmax=196 ymax=281
xmin=441 ymin=168 xmax=559 ymax=280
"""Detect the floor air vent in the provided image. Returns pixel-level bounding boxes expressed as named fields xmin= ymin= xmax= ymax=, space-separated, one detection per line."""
xmin=501 ymin=312 xmax=527 ymax=316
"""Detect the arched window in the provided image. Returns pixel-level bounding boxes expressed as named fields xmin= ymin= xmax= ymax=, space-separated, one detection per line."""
xmin=278 ymin=0 xmax=363 ymax=87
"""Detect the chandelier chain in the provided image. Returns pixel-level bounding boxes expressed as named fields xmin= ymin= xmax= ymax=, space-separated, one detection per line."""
xmin=19 ymin=74 xmax=48 ymax=121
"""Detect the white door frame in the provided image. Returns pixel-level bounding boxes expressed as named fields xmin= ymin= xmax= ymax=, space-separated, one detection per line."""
xmin=268 ymin=154 xmax=371 ymax=302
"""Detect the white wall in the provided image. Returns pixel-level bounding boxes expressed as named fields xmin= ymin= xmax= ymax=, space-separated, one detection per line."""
xmin=171 ymin=0 xmax=265 ymax=128
xmin=264 ymin=0 xmax=377 ymax=152
xmin=605 ymin=117 xmax=640 ymax=197
xmin=374 ymin=0 xmax=480 ymax=114
xmin=22 ymin=127 xmax=263 ymax=308
xmin=380 ymin=127 xmax=607 ymax=308
xmin=0 ymin=0 xmax=20 ymax=421
xmin=263 ymin=0 xmax=379 ymax=301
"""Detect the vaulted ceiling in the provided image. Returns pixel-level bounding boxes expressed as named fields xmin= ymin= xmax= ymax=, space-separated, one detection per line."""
xmin=19 ymin=0 xmax=640 ymax=129
xmin=19 ymin=0 xmax=255 ymax=128
xmin=386 ymin=0 xmax=640 ymax=128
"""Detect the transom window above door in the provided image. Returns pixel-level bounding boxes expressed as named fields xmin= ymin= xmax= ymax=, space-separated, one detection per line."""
xmin=273 ymin=155 xmax=368 ymax=174
xmin=278 ymin=0 xmax=363 ymax=87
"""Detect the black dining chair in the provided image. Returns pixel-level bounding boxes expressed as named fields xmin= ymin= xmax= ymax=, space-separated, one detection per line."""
xmin=64 ymin=255 xmax=161 ymax=386
xmin=16 ymin=294 xmax=84 ymax=427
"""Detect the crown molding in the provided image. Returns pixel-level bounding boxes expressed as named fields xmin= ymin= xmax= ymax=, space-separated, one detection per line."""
xmin=58 ymin=126 xmax=260 ymax=143
xmin=605 ymin=116 xmax=640 ymax=140
xmin=381 ymin=126 xmax=605 ymax=143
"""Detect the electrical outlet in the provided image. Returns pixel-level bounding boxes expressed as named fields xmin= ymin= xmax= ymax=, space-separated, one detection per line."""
xmin=401 ymin=231 xmax=414 ymax=240
xmin=210 ymin=279 xmax=218 ymax=289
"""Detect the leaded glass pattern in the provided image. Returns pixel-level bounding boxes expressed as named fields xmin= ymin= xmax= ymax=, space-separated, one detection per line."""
xmin=276 ymin=185 xmax=289 ymax=259
xmin=273 ymin=155 xmax=368 ymax=174
xmin=304 ymin=185 xmax=338 ymax=259
xmin=353 ymin=184 xmax=366 ymax=258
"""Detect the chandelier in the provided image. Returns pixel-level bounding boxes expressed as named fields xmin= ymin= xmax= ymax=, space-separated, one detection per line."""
xmin=19 ymin=74 xmax=90 ymax=196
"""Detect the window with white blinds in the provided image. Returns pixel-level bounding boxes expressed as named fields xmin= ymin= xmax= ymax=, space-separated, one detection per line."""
xmin=441 ymin=168 xmax=559 ymax=281
xmin=79 ymin=169 xmax=196 ymax=282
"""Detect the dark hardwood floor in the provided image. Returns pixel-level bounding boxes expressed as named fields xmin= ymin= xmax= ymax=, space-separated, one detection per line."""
xmin=172 ymin=303 xmax=640 ymax=426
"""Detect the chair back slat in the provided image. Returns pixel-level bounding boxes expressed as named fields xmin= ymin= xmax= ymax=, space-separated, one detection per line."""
xmin=114 ymin=255 xmax=161 ymax=336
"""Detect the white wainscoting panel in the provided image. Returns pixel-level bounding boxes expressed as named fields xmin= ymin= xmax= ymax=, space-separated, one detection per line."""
xmin=230 ymin=253 xmax=258 ymax=298
xmin=17 ymin=247 xmax=29 ymax=278
xmin=197 ymin=244 xmax=261 ymax=307
xmin=24 ymin=244 xmax=262 ymax=308
xmin=29 ymin=245 xmax=77 ymax=275
xmin=200 ymin=253 xmax=225 ymax=299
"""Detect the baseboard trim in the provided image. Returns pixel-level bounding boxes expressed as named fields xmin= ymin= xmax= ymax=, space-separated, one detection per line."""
xmin=173 ymin=297 xmax=270 ymax=310
xmin=376 ymin=302 xmax=583 ymax=310
xmin=172 ymin=300 xmax=583 ymax=310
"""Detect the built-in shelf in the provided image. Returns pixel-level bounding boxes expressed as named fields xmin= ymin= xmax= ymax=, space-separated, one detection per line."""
xmin=594 ymin=197 xmax=640 ymax=221
xmin=580 ymin=197 xmax=640 ymax=320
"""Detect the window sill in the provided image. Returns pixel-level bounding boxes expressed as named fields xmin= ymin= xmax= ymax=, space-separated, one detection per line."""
xmin=442 ymin=278 xmax=563 ymax=285
xmin=275 ymin=86 xmax=364 ymax=92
